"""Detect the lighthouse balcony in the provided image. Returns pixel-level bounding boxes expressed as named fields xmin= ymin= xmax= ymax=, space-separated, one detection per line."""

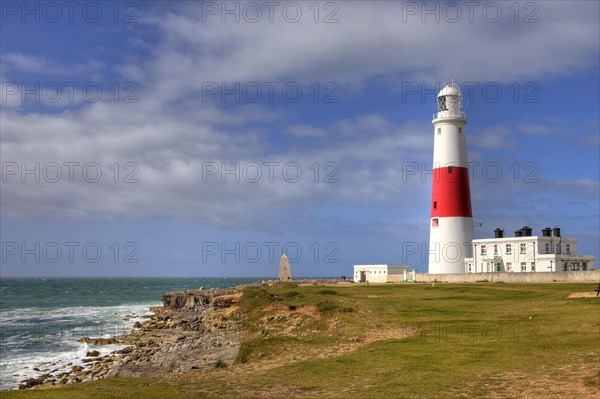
xmin=433 ymin=110 xmax=466 ymax=120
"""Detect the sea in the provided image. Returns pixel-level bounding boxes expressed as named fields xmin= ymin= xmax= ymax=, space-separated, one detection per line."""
xmin=0 ymin=277 xmax=264 ymax=390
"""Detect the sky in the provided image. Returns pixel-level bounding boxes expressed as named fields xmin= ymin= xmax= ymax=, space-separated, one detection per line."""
xmin=1 ymin=1 xmax=598 ymax=277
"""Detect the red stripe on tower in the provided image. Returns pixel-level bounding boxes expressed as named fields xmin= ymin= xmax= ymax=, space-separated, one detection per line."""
xmin=431 ymin=166 xmax=472 ymax=218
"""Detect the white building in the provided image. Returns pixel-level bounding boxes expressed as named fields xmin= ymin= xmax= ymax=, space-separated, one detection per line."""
xmin=464 ymin=226 xmax=595 ymax=273
xmin=353 ymin=264 xmax=412 ymax=283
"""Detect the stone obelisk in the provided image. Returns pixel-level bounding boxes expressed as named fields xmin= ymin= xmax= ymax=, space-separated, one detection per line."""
xmin=278 ymin=254 xmax=292 ymax=281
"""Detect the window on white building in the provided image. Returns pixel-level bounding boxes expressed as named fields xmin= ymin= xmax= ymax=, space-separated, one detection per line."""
xmin=506 ymin=244 xmax=512 ymax=254
xmin=506 ymin=262 xmax=512 ymax=271
xmin=545 ymin=243 xmax=550 ymax=253
xmin=481 ymin=245 xmax=487 ymax=255
xmin=556 ymin=244 xmax=560 ymax=253
xmin=531 ymin=262 xmax=535 ymax=272
xmin=571 ymin=262 xmax=580 ymax=271
xmin=566 ymin=244 xmax=570 ymax=254
xmin=493 ymin=245 xmax=498 ymax=255
xmin=521 ymin=262 xmax=526 ymax=271
xmin=520 ymin=243 xmax=526 ymax=254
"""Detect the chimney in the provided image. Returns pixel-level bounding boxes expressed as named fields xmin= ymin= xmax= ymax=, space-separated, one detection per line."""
xmin=553 ymin=226 xmax=561 ymax=237
xmin=542 ymin=227 xmax=552 ymax=237
xmin=514 ymin=229 xmax=522 ymax=237
xmin=522 ymin=226 xmax=532 ymax=237
xmin=494 ymin=228 xmax=504 ymax=238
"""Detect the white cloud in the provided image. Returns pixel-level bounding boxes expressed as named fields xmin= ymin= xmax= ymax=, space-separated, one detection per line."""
xmin=469 ymin=125 xmax=516 ymax=149
xmin=1 ymin=0 xmax=598 ymax=231
xmin=2 ymin=53 xmax=105 ymax=77
xmin=284 ymin=124 xmax=328 ymax=137
xmin=132 ymin=1 xmax=599 ymax=93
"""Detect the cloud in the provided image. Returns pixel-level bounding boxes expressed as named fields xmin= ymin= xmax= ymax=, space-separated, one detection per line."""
xmin=469 ymin=125 xmax=516 ymax=149
xmin=516 ymin=123 xmax=553 ymax=136
xmin=284 ymin=124 xmax=328 ymax=137
xmin=0 ymin=98 xmax=434 ymax=229
xmin=2 ymin=53 xmax=105 ymax=77
xmin=132 ymin=1 xmax=599 ymax=93
xmin=1 ymin=0 xmax=598 ymax=234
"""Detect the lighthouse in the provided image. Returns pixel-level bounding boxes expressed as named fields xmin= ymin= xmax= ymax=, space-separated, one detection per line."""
xmin=428 ymin=81 xmax=473 ymax=274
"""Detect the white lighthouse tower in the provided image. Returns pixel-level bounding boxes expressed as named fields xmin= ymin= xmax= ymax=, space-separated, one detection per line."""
xmin=428 ymin=81 xmax=473 ymax=274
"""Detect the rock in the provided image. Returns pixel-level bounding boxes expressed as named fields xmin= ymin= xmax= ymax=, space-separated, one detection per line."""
xmin=19 ymin=377 xmax=44 ymax=389
xmin=18 ymin=285 xmax=249 ymax=389
xmin=79 ymin=337 xmax=118 ymax=345
xmin=118 ymin=346 xmax=134 ymax=354
xmin=212 ymin=294 xmax=239 ymax=309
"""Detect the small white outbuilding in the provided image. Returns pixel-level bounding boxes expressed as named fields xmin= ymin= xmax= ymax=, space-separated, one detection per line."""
xmin=353 ymin=264 xmax=412 ymax=283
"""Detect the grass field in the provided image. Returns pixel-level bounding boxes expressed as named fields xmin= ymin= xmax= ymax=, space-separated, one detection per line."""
xmin=2 ymin=283 xmax=599 ymax=399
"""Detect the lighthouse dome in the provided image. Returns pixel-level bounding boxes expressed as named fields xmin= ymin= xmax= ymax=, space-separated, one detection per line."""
xmin=435 ymin=81 xmax=463 ymax=116
xmin=437 ymin=83 xmax=461 ymax=98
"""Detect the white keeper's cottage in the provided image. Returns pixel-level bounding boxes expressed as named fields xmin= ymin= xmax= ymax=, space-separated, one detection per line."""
xmin=464 ymin=226 xmax=595 ymax=273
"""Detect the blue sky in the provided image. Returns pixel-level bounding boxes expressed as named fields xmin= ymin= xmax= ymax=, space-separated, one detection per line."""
xmin=1 ymin=1 xmax=598 ymax=277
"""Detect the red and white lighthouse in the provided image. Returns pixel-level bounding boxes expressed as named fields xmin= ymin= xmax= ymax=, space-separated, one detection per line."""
xmin=428 ymin=81 xmax=473 ymax=274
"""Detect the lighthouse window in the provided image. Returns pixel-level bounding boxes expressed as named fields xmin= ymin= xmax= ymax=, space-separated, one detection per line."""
xmin=438 ymin=96 xmax=447 ymax=111
xmin=437 ymin=128 xmax=441 ymax=135
xmin=432 ymin=218 xmax=439 ymax=227
xmin=458 ymin=127 xmax=462 ymax=134
xmin=448 ymin=166 xmax=454 ymax=174
xmin=433 ymin=201 xmax=437 ymax=209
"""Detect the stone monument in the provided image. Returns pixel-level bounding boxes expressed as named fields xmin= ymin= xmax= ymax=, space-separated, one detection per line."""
xmin=278 ymin=254 xmax=292 ymax=281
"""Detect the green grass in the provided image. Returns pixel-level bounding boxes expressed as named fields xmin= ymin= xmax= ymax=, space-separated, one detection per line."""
xmin=2 ymin=283 xmax=599 ymax=399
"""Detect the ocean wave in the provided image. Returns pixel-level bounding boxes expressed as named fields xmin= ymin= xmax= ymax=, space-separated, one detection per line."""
xmin=0 ymin=342 xmax=128 ymax=390
xmin=0 ymin=303 xmax=157 ymax=390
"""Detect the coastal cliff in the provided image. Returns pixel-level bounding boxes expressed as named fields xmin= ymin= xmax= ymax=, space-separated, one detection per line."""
xmin=19 ymin=286 xmax=245 ymax=389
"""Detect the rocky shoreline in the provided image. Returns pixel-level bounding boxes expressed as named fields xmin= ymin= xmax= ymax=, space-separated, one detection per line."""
xmin=17 ymin=279 xmax=343 ymax=390
xmin=18 ymin=286 xmax=245 ymax=390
